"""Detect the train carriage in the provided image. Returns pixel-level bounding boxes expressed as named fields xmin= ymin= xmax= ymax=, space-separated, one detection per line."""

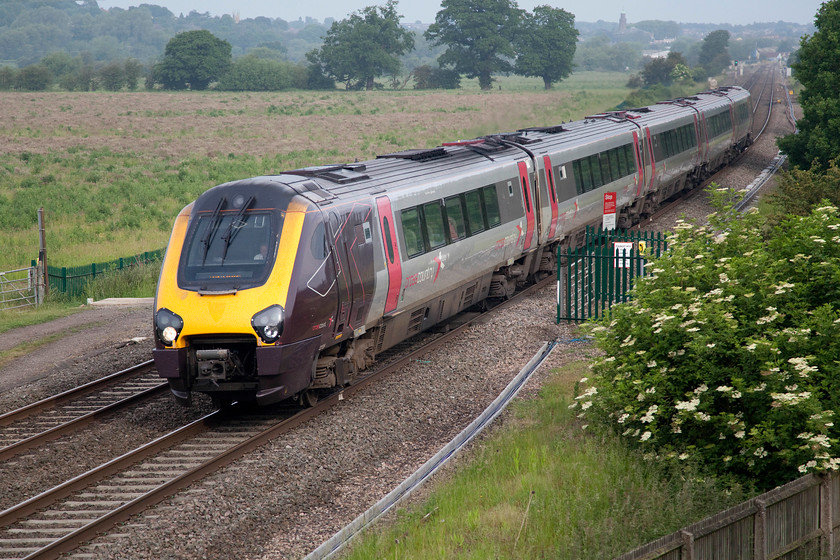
xmin=153 ymin=86 xmax=753 ymax=408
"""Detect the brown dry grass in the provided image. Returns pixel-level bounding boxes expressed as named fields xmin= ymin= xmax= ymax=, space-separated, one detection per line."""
xmin=0 ymin=89 xmax=580 ymax=163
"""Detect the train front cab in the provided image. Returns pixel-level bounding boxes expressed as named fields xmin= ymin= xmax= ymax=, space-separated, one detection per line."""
xmin=153 ymin=179 xmax=340 ymax=407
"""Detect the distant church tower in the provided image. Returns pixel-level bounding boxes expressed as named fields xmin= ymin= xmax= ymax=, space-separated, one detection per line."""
xmin=618 ymin=12 xmax=627 ymax=33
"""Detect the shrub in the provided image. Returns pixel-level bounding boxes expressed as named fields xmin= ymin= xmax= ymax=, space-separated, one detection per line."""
xmin=577 ymin=188 xmax=840 ymax=490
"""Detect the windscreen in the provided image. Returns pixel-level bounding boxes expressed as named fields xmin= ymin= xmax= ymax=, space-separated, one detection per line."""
xmin=178 ymin=210 xmax=283 ymax=291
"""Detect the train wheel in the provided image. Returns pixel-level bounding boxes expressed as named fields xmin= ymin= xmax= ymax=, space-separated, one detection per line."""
xmin=300 ymin=389 xmax=319 ymax=408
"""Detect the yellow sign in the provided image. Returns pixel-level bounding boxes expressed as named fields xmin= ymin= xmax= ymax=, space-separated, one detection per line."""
xmin=638 ymin=241 xmax=646 ymax=254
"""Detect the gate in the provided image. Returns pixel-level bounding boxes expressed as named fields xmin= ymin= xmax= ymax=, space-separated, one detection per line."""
xmin=557 ymin=226 xmax=667 ymax=322
xmin=0 ymin=267 xmax=40 ymax=310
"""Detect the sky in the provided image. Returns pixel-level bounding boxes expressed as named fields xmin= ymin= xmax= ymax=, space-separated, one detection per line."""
xmin=96 ymin=0 xmax=823 ymax=26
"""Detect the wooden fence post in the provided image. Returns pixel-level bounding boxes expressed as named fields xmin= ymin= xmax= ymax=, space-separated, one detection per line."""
xmin=681 ymin=529 xmax=695 ymax=560
xmin=754 ymin=498 xmax=767 ymax=560
xmin=821 ymin=473 xmax=835 ymax=559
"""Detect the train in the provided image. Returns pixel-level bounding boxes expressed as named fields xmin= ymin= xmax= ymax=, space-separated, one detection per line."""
xmin=153 ymin=85 xmax=753 ymax=408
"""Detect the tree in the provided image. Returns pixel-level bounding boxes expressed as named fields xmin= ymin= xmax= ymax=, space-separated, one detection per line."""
xmin=217 ymin=56 xmax=307 ymax=91
xmin=412 ymin=64 xmax=460 ymax=89
xmin=698 ymin=29 xmax=730 ymax=77
xmin=425 ymin=0 xmax=522 ymax=90
xmin=641 ymin=51 xmax=687 ymax=86
xmin=513 ymin=6 xmax=577 ymax=90
xmin=153 ymin=30 xmax=231 ymax=90
xmin=777 ymin=0 xmax=840 ymax=171
xmin=305 ymin=0 xmax=414 ymax=90
xmin=16 ymin=64 xmax=52 ymax=90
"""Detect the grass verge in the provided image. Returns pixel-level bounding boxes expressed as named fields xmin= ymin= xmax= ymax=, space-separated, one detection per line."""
xmin=342 ymin=360 xmax=750 ymax=559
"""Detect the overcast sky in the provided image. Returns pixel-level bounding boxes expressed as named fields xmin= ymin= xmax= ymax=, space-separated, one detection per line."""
xmin=96 ymin=0 xmax=822 ymax=26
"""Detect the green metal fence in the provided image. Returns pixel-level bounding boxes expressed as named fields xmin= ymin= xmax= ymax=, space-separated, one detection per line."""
xmin=32 ymin=249 xmax=164 ymax=298
xmin=557 ymin=226 xmax=667 ymax=322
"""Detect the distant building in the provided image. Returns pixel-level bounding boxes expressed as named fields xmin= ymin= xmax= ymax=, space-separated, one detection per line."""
xmin=619 ymin=12 xmax=627 ymax=34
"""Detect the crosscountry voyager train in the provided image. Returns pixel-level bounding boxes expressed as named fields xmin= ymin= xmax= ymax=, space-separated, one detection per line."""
xmin=153 ymin=86 xmax=753 ymax=407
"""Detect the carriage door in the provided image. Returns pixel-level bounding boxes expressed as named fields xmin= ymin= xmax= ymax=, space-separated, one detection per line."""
xmin=542 ymin=156 xmax=559 ymax=239
xmin=376 ymin=196 xmax=402 ymax=315
xmin=328 ymin=211 xmax=352 ymax=336
xmin=632 ymin=130 xmax=645 ymax=196
xmin=330 ymin=206 xmax=374 ymax=335
xmin=517 ymin=161 xmax=535 ymax=251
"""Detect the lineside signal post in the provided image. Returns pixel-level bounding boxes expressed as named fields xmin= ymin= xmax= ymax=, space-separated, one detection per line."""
xmin=602 ymin=192 xmax=616 ymax=230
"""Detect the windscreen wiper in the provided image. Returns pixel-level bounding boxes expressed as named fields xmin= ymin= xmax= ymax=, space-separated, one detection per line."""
xmin=220 ymin=195 xmax=255 ymax=264
xmin=200 ymin=197 xmax=227 ymax=265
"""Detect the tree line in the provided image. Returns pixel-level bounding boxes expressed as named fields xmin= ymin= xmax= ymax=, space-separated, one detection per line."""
xmin=0 ymin=0 xmax=808 ymax=93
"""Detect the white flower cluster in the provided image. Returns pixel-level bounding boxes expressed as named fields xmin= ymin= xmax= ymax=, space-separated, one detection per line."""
xmin=770 ymin=390 xmax=812 ymax=406
xmin=756 ymin=306 xmax=781 ymax=325
xmin=675 ymin=398 xmax=700 ymax=412
xmin=788 ymin=356 xmax=818 ymax=378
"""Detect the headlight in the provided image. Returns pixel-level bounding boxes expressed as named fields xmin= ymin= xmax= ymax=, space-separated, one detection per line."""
xmin=251 ymin=304 xmax=284 ymax=344
xmin=155 ymin=308 xmax=184 ymax=346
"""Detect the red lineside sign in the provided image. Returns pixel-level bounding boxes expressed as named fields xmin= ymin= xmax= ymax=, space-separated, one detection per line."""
xmin=602 ymin=192 xmax=617 ymax=230
xmin=603 ymin=192 xmax=616 ymax=215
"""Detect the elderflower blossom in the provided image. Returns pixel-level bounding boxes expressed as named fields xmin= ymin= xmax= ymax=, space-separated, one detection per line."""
xmin=756 ymin=307 xmax=781 ymax=325
xmin=675 ymin=398 xmax=700 ymax=412
xmin=754 ymin=447 xmax=768 ymax=458
xmin=640 ymin=405 xmax=658 ymax=423
xmin=575 ymin=386 xmax=597 ymax=400
xmin=716 ymin=386 xmax=733 ymax=393
xmin=774 ymin=282 xmax=795 ymax=295
xmin=788 ymin=357 xmax=818 ymax=377
xmin=771 ymin=391 xmax=812 ymax=406
xmin=617 ymin=413 xmax=629 ymax=424
xmin=640 ymin=431 xmax=652 ymax=441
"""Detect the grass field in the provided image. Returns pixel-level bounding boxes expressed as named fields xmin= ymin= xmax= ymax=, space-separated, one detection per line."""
xmin=0 ymin=72 xmax=631 ymax=272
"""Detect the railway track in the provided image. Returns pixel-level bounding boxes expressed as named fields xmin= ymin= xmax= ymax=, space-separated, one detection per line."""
xmin=0 ymin=277 xmax=553 ymax=560
xmin=0 ymin=361 xmax=165 ymax=462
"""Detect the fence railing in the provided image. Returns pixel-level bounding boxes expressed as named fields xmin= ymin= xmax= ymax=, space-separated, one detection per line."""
xmin=616 ymin=470 xmax=840 ymax=560
xmin=31 ymin=249 xmax=164 ymax=298
xmin=0 ymin=267 xmax=39 ymax=310
xmin=557 ymin=226 xmax=667 ymax=322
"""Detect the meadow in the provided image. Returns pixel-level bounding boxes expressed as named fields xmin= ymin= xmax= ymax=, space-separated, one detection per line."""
xmin=0 ymin=72 xmax=630 ymax=272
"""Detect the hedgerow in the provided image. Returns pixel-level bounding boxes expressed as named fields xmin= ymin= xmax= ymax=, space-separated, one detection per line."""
xmin=576 ymin=188 xmax=840 ymax=490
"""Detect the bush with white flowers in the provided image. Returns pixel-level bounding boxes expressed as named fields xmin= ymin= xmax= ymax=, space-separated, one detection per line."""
xmin=577 ymin=190 xmax=840 ymax=489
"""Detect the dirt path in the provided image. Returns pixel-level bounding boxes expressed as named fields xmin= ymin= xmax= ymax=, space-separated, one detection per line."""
xmin=0 ymin=302 xmax=155 ymax=410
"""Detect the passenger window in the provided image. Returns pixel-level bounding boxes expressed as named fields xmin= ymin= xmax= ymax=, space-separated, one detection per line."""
xmin=616 ymin=146 xmax=629 ymax=177
xmin=573 ymin=160 xmax=584 ymax=195
xmin=624 ymin=145 xmax=636 ymax=172
xmin=579 ymin=158 xmax=593 ymax=192
xmin=608 ymin=149 xmax=621 ymax=180
xmin=401 ymin=208 xmax=424 ymax=258
xmin=599 ymin=154 xmax=612 ymax=184
xmin=445 ymin=196 xmax=467 ymax=241
xmin=465 ymin=190 xmax=485 ymax=234
xmin=482 ymin=186 xmax=501 ymax=227
xmin=589 ymin=155 xmax=603 ymax=189
xmin=424 ymin=201 xmax=446 ymax=250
